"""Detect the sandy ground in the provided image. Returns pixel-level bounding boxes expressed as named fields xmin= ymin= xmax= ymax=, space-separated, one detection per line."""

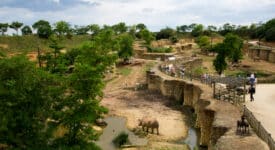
xmin=245 ymin=84 xmax=275 ymax=139
xmin=101 ymin=61 xmax=190 ymax=148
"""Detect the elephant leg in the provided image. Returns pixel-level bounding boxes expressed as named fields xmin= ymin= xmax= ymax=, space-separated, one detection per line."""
xmin=146 ymin=127 xmax=149 ymax=132
xmin=157 ymin=128 xmax=159 ymax=135
xmin=152 ymin=128 xmax=154 ymax=134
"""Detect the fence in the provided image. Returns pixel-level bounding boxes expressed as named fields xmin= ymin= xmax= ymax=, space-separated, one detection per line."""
xmin=243 ymin=105 xmax=275 ymax=150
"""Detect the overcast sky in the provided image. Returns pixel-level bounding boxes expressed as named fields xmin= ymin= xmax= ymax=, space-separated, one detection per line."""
xmin=0 ymin=0 xmax=275 ymax=32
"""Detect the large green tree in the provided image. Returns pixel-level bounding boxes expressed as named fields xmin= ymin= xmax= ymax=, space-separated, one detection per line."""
xmin=0 ymin=56 xmax=58 ymax=149
xmin=0 ymin=23 xmax=9 ymax=35
xmin=195 ymin=35 xmax=210 ymax=54
xmin=32 ymin=20 xmax=52 ymax=38
xmin=54 ymin=21 xmax=70 ymax=37
xmin=223 ymin=33 xmax=243 ymax=64
xmin=118 ymin=34 xmax=134 ymax=63
xmin=191 ymin=24 xmax=203 ymax=37
xmin=21 ymin=25 xmax=32 ymax=35
xmin=140 ymin=29 xmax=155 ymax=45
xmin=9 ymin=21 xmax=23 ymax=35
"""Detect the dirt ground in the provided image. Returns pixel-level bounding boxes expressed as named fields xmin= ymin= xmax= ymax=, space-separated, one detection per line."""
xmin=101 ymin=60 xmax=191 ymax=149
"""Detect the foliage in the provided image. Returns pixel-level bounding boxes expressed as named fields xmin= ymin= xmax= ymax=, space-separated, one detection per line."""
xmin=0 ymin=56 xmax=57 ymax=149
xmin=118 ymin=34 xmax=134 ymax=62
xmin=9 ymin=21 xmax=23 ymax=35
xmin=0 ymin=34 xmax=90 ymax=53
xmin=213 ymin=52 xmax=227 ymax=75
xmin=156 ymin=27 xmax=175 ymax=40
xmin=112 ymin=132 xmax=129 ymax=147
xmin=176 ymin=25 xmax=189 ymax=33
xmin=0 ymin=23 xmax=9 ymax=35
xmin=74 ymin=25 xmax=89 ymax=35
xmin=191 ymin=24 xmax=203 ymax=37
xmin=223 ymin=33 xmax=243 ymax=63
xmin=118 ymin=67 xmax=132 ymax=76
xmin=140 ymin=29 xmax=155 ymax=45
xmin=21 ymin=25 xmax=32 ymax=35
xmin=169 ymin=36 xmax=178 ymax=43
xmin=195 ymin=35 xmax=210 ymax=53
xmin=54 ymin=21 xmax=71 ymax=37
xmin=88 ymin=24 xmax=100 ymax=35
xmin=32 ymin=20 xmax=52 ymax=39
xmin=112 ymin=22 xmax=128 ymax=35
xmin=265 ymin=27 xmax=275 ymax=41
xmin=136 ymin=23 xmax=146 ymax=31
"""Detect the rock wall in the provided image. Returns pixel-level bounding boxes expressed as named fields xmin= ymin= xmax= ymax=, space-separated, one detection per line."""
xmin=146 ymin=67 xmax=269 ymax=149
xmin=146 ymin=71 xmax=216 ymax=146
xmin=248 ymin=47 xmax=275 ymax=63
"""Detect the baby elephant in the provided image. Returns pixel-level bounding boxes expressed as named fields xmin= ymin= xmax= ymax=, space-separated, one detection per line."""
xmin=138 ymin=117 xmax=159 ymax=135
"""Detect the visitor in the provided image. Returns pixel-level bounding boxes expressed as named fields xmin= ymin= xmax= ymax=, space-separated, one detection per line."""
xmin=248 ymin=85 xmax=255 ymax=101
xmin=180 ymin=66 xmax=185 ymax=78
xmin=249 ymin=72 xmax=256 ymax=86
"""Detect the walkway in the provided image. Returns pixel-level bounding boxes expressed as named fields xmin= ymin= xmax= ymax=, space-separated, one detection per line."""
xmin=245 ymin=84 xmax=275 ymax=139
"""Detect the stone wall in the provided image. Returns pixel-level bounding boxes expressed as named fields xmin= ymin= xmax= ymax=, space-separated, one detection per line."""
xmin=244 ymin=106 xmax=275 ymax=150
xmin=248 ymin=47 xmax=275 ymax=63
xmin=146 ymin=71 xmax=218 ymax=146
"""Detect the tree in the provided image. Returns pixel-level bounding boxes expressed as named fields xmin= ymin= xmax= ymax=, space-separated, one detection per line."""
xmin=191 ymin=24 xmax=203 ymax=37
xmin=195 ymin=36 xmax=210 ymax=54
xmin=0 ymin=23 xmax=9 ymax=35
xmin=9 ymin=21 xmax=23 ymax=35
xmin=223 ymin=33 xmax=243 ymax=64
xmin=140 ymin=29 xmax=155 ymax=45
xmin=0 ymin=56 xmax=57 ymax=149
xmin=156 ymin=27 xmax=175 ymax=40
xmin=112 ymin=22 xmax=128 ymax=34
xmin=88 ymin=24 xmax=100 ymax=35
xmin=176 ymin=25 xmax=189 ymax=33
xmin=54 ymin=21 xmax=70 ymax=37
xmin=74 ymin=25 xmax=89 ymax=35
xmin=265 ymin=27 xmax=275 ymax=41
xmin=21 ymin=25 xmax=32 ymax=35
xmin=136 ymin=23 xmax=146 ymax=31
xmin=213 ymin=51 xmax=227 ymax=75
xmin=118 ymin=34 xmax=134 ymax=63
xmin=32 ymin=20 xmax=52 ymax=38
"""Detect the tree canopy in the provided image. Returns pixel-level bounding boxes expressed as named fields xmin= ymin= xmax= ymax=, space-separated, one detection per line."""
xmin=32 ymin=20 xmax=52 ymax=38
xmin=21 ymin=25 xmax=32 ymax=35
xmin=9 ymin=21 xmax=23 ymax=35
xmin=0 ymin=23 xmax=9 ymax=35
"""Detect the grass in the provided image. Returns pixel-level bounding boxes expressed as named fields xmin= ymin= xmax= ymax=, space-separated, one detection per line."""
xmin=0 ymin=35 xmax=91 ymax=53
xmin=118 ymin=67 xmax=132 ymax=76
xmin=143 ymin=61 xmax=156 ymax=73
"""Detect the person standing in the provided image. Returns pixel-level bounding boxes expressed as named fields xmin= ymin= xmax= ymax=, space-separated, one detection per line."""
xmin=248 ymin=85 xmax=255 ymax=101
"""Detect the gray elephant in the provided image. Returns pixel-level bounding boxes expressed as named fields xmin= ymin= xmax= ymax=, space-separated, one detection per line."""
xmin=138 ymin=117 xmax=159 ymax=135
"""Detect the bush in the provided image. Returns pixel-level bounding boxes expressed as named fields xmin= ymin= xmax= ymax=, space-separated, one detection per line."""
xmin=112 ymin=132 xmax=129 ymax=147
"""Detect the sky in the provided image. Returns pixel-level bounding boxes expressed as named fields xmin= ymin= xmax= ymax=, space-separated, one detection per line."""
xmin=0 ymin=0 xmax=275 ymax=32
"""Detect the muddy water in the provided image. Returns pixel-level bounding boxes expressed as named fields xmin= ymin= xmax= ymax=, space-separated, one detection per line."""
xmin=95 ymin=116 xmax=147 ymax=150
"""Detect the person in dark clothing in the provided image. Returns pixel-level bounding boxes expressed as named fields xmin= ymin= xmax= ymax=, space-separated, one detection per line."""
xmin=248 ymin=85 xmax=255 ymax=101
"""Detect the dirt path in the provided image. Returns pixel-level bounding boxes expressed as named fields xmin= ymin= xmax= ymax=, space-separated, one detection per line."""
xmin=245 ymin=84 xmax=275 ymax=139
xmin=101 ymin=60 xmax=190 ymax=147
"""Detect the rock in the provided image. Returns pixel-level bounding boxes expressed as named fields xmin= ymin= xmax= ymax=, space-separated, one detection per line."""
xmin=96 ymin=118 xmax=108 ymax=126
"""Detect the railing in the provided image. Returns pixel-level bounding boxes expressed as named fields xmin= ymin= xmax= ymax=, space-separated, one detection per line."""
xmin=243 ymin=105 xmax=275 ymax=150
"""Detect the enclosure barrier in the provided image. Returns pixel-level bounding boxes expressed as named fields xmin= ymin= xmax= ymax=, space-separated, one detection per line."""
xmin=243 ymin=105 xmax=275 ymax=150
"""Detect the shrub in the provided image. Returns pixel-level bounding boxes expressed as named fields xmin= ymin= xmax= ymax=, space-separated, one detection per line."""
xmin=112 ymin=132 xmax=129 ymax=147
